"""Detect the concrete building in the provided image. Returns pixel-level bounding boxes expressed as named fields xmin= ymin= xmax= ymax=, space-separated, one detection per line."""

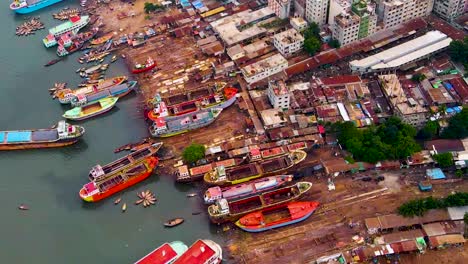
xmin=305 ymin=0 xmax=329 ymax=25
xmin=267 ymin=80 xmax=291 ymax=109
xmin=290 ymin=16 xmax=309 ymax=32
xmin=377 ymin=0 xmax=434 ymax=29
xmin=378 ymin=74 xmax=429 ymax=127
xmin=433 ymin=0 xmax=465 ymax=20
xmin=268 ymin=0 xmax=291 ymax=19
xmin=332 ymin=1 xmax=378 ymax=46
xmin=328 ymin=0 xmax=352 ymax=25
xmin=241 ymin=53 xmax=289 ymax=84
xmin=294 ymin=0 xmax=307 ymax=17
xmin=273 ymin=28 xmax=304 ymax=57
xmin=350 ymin=31 xmax=452 ymax=73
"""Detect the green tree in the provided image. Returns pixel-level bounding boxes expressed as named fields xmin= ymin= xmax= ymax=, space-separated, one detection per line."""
xmin=448 ymin=37 xmax=468 ymax=64
xmin=464 ymin=212 xmax=468 ymax=237
xmin=182 ymin=143 xmax=206 ymax=164
xmin=329 ymin=39 xmax=340 ymax=48
xmin=456 ymin=170 xmax=463 ymax=178
xmin=144 ymin=2 xmax=163 ymax=14
xmin=433 ymin=153 xmax=454 ymax=168
xmin=411 ymin=73 xmax=426 ymax=82
xmin=441 ymin=108 xmax=468 ymax=139
xmin=398 ymin=193 xmax=468 ymax=217
xmin=304 ymin=22 xmax=320 ymax=39
xmin=304 ymin=37 xmax=321 ymax=56
xmin=417 ymin=120 xmax=439 ymax=140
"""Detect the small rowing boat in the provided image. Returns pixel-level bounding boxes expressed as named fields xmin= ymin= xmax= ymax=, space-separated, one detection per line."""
xmin=164 ymin=218 xmax=184 ymax=227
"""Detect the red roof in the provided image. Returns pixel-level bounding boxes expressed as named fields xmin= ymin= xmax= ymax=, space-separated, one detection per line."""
xmin=135 ymin=243 xmax=178 ymax=264
xmin=449 ymin=77 xmax=468 ymax=103
xmin=70 ymin=16 xmax=80 ymax=23
xmin=173 ymin=240 xmax=216 ymax=264
xmin=190 ymin=164 xmax=213 ymax=176
xmin=320 ymin=75 xmax=361 ymax=86
xmin=261 ymin=146 xmax=285 ymax=158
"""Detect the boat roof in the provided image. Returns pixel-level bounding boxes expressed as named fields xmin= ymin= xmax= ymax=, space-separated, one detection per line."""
xmin=190 ymin=164 xmax=212 ymax=176
xmin=135 ymin=243 xmax=178 ymax=264
xmin=0 ymin=131 xmax=32 ymax=143
xmin=173 ymin=240 xmax=215 ymax=264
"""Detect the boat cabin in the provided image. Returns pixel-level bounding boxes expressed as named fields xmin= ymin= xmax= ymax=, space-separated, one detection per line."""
xmin=89 ymin=165 xmax=105 ymax=181
xmin=152 ymin=118 xmax=168 ymax=134
xmin=57 ymin=120 xmax=75 ymax=139
xmin=204 ymin=186 xmax=222 ymax=203
xmin=214 ymin=199 xmax=229 ymax=215
xmin=175 ymin=165 xmax=190 ymax=180
xmin=213 ymin=166 xmax=226 ymax=181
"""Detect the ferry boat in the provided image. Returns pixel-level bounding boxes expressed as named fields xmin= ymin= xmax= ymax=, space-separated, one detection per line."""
xmin=79 ymin=143 xmax=163 ymax=202
xmin=204 ymin=150 xmax=307 ymax=186
xmin=54 ymin=76 xmax=127 ymax=104
xmin=63 ymin=97 xmax=118 ymax=121
xmin=132 ymin=57 xmax=156 ymax=74
xmin=10 ymin=0 xmax=63 ymax=14
xmin=43 ymin=16 xmax=90 ymax=47
xmin=207 ymin=182 xmax=313 ymax=224
xmin=175 ymin=158 xmax=243 ymax=183
xmin=203 ymin=175 xmax=294 ymax=204
xmin=148 ymin=85 xmax=237 ymax=121
xmin=0 ymin=121 xmax=84 ymax=151
xmin=235 ymin=201 xmax=320 ymax=232
xmin=56 ymin=29 xmax=98 ymax=57
xmin=134 ymin=241 xmax=188 ymax=264
xmin=149 ymin=108 xmax=223 ymax=138
xmin=90 ymin=32 xmax=114 ymax=45
xmin=70 ymin=81 xmax=137 ymax=107
xmin=173 ymin=240 xmax=222 ymax=264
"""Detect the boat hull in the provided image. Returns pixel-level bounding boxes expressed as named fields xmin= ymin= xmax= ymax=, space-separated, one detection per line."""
xmin=11 ymin=0 xmax=64 ymax=14
xmin=0 ymin=138 xmax=78 ymax=150
xmin=57 ymin=76 xmax=127 ymax=104
xmin=132 ymin=63 xmax=156 ymax=74
xmin=63 ymin=98 xmax=118 ymax=121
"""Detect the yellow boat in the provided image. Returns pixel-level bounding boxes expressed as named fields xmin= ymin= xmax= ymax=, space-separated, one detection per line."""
xmin=63 ymin=97 xmax=118 ymax=121
xmin=204 ymin=150 xmax=307 ymax=186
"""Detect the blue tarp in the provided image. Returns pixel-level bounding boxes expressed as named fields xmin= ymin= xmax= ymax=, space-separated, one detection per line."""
xmin=180 ymin=0 xmax=191 ymax=7
xmin=454 ymin=107 xmax=462 ymax=113
xmin=192 ymin=0 xmax=204 ymax=8
xmin=426 ymin=168 xmax=446 ymax=180
xmin=7 ymin=131 xmax=32 ymax=143
xmin=443 ymin=82 xmax=453 ymax=90
xmin=0 ymin=132 xmax=5 ymax=142
xmin=446 ymin=108 xmax=455 ymax=113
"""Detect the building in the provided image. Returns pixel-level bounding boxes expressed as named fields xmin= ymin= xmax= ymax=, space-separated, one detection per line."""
xmin=377 ymin=0 xmax=434 ymax=29
xmin=328 ymin=0 xmax=352 ymax=26
xmin=260 ymin=109 xmax=288 ymax=129
xmin=267 ymin=80 xmax=291 ymax=109
xmin=433 ymin=0 xmax=465 ymax=20
xmin=378 ymin=74 xmax=429 ymax=127
xmin=350 ymin=31 xmax=452 ymax=73
xmin=273 ymin=28 xmax=304 ymax=57
xmin=293 ymin=0 xmax=307 ymax=17
xmin=332 ymin=1 xmax=378 ymax=46
xmin=305 ymin=0 xmax=328 ymax=25
xmin=290 ymin=16 xmax=308 ymax=32
xmin=268 ymin=0 xmax=291 ymax=19
xmin=241 ymin=53 xmax=288 ymax=84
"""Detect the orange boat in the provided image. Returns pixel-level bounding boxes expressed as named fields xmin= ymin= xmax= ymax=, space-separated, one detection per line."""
xmin=235 ymin=201 xmax=320 ymax=232
xmin=90 ymin=32 xmax=113 ymax=45
xmin=79 ymin=143 xmax=163 ymax=202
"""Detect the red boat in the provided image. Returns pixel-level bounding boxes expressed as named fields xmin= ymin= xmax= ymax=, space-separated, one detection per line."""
xmin=132 ymin=57 xmax=156 ymax=74
xmin=134 ymin=241 xmax=188 ymax=264
xmin=235 ymin=201 xmax=320 ymax=232
xmin=173 ymin=239 xmax=222 ymax=264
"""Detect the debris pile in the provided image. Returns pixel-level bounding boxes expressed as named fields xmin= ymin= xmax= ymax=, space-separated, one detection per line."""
xmin=135 ymin=190 xmax=156 ymax=207
xmin=16 ymin=17 xmax=45 ymax=36
xmin=52 ymin=8 xmax=80 ymax=20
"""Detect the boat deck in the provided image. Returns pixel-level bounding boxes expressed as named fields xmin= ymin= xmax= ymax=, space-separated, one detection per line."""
xmin=262 ymin=185 xmax=298 ymax=205
xmin=101 ymin=145 xmax=157 ymax=174
xmin=31 ymin=130 xmax=59 ymax=141
xmin=82 ymin=103 xmax=102 ymax=115
xmin=260 ymin=156 xmax=293 ymax=174
xmin=226 ymin=164 xmax=259 ymax=181
xmin=230 ymin=196 xmax=262 ymax=215
xmin=263 ymin=207 xmax=291 ymax=224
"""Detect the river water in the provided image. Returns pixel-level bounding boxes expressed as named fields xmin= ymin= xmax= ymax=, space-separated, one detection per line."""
xmin=0 ymin=2 xmax=220 ymax=263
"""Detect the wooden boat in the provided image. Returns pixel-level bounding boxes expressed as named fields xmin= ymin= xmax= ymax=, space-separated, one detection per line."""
xmin=70 ymin=81 xmax=137 ymax=107
xmin=0 ymin=121 xmax=84 ymax=150
xmin=235 ymin=201 xmax=320 ymax=232
xmin=114 ymin=197 xmax=121 ymax=204
xmin=134 ymin=241 xmax=188 ymax=264
xmin=203 ymin=175 xmax=294 ymax=204
xmin=44 ymin=58 xmax=63 ymax=67
xmin=90 ymin=32 xmax=113 ymax=45
xmin=186 ymin=193 xmax=197 ymax=197
xmin=18 ymin=204 xmax=29 ymax=210
xmin=79 ymin=143 xmax=163 ymax=202
xmin=63 ymin=97 xmax=118 ymax=121
xmin=54 ymin=76 xmax=127 ymax=104
xmin=207 ymin=181 xmax=312 ymax=224
xmin=132 ymin=57 xmax=156 ymax=74
xmin=122 ymin=203 xmax=127 ymax=212
xmin=164 ymin=218 xmax=184 ymax=227
xmin=204 ymin=150 xmax=307 ymax=186
xmin=173 ymin=240 xmax=222 ymax=264
xmin=175 ymin=158 xmax=243 ymax=183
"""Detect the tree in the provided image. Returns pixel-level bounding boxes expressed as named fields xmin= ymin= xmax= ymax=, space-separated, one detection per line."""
xmin=329 ymin=39 xmax=340 ymax=49
xmin=456 ymin=170 xmax=463 ymax=178
xmin=398 ymin=193 xmax=468 ymax=217
xmin=411 ymin=73 xmax=426 ymax=82
xmin=448 ymin=37 xmax=468 ymax=64
xmin=442 ymin=108 xmax=468 ymax=139
xmin=304 ymin=22 xmax=320 ymax=39
xmin=417 ymin=120 xmax=439 ymax=140
xmin=433 ymin=153 xmax=454 ymax=168
xmin=304 ymin=37 xmax=321 ymax=56
xmin=464 ymin=212 xmax=468 ymax=238
xmin=144 ymin=2 xmax=163 ymax=14
xmin=182 ymin=143 xmax=206 ymax=164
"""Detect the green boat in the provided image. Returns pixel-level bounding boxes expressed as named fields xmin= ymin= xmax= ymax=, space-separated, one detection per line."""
xmin=63 ymin=97 xmax=118 ymax=121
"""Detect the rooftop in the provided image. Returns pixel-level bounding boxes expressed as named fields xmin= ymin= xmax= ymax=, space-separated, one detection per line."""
xmin=318 ymin=75 xmax=362 ymax=86
xmin=269 ymin=80 xmax=289 ymax=96
xmin=260 ymin=109 xmax=287 ymax=127
xmin=273 ymin=28 xmax=304 ymax=45
xmin=447 ymin=206 xmax=468 ymax=220
xmin=335 ymin=13 xmax=360 ymax=28
xmin=424 ymin=139 xmax=465 ymax=153
xmin=241 ymin=53 xmax=288 ymax=78
xmin=290 ymin=17 xmax=308 ymax=27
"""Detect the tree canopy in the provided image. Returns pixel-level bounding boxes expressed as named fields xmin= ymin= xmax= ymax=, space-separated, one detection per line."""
xmin=448 ymin=37 xmax=468 ymax=64
xmin=411 ymin=73 xmax=426 ymax=82
xmin=433 ymin=153 xmax=454 ymax=168
xmin=398 ymin=192 xmax=468 ymax=217
xmin=329 ymin=39 xmax=340 ymax=49
xmin=303 ymin=23 xmax=320 ymax=39
xmin=304 ymin=37 xmax=321 ymax=56
xmin=417 ymin=120 xmax=439 ymax=140
xmin=182 ymin=143 xmax=206 ymax=164
xmin=441 ymin=108 xmax=468 ymax=139
xmin=144 ymin=2 xmax=164 ymax=14
xmin=331 ymin=117 xmax=420 ymax=163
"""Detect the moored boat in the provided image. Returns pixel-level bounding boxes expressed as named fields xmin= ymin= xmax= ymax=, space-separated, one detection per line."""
xmin=0 ymin=120 xmax=84 ymax=151
xmin=70 ymin=81 xmax=137 ymax=107
xmin=44 ymin=58 xmax=63 ymax=67
xmin=175 ymin=158 xmax=243 ymax=183
xmin=204 ymin=150 xmax=307 ymax=186
xmin=90 ymin=32 xmax=114 ymax=45
xmin=149 ymin=108 xmax=223 ymax=138
xmin=203 ymin=175 xmax=294 ymax=204
xmin=56 ymin=28 xmax=98 ymax=57
xmin=10 ymin=0 xmax=64 ymax=14
xmin=42 ymin=16 xmax=90 ymax=47
xmin=134 ymin=241 xmax=188 ymax=264
xmin=235 ymin=201 xmax=320 ymax=232
xmin=207 ymin=182 xmax=313 ymax=224
xmin=79 ymin=143 xmax=163 ymax=202
xmin=164 ymin=218 xmax=184 ymax=227
xmin=173 ymin=239 xmax=222 ymax=264
xmin=63 ymin=97 xmax=118 ymax=121
xmin=132 ymin=57 xmax=156 ymax=74
xmin=54 ymin=76 xmax=127 ymax=104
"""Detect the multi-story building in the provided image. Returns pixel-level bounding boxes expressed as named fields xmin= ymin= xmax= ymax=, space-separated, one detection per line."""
xmin=377 ymin=0 xmax=434 ymax=29
xmin=433 ymin=0 xmax=465 ymax=20
xmin=268 ymin=0 xmax=292 ymax=19
xmin=267 ymin=80 xmax=291 ymax=109
xmin=290 ymin=16 xmax=309 ymax=32
xmin=378 ymin=74 xmax=429 ymax=128
xmin=273 ymin=28 xmax=305 ymax=57
xmin=294 ymin=0 xmax=307 ymax=17
xmin=328 ymin=0 xmax=352 ymax=26
xmin=305 ymin=0 xmax=329 ymax=25
xmin=332 ymin=1 xmax=378 ymax=46
xmin=241 ymin=53 xmax=289 ymax=84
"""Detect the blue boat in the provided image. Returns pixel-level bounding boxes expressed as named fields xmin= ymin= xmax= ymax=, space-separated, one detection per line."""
xmin=10 ymin=0 xmax=64 ymax=14
xmin=70 ymin=81 xmax=137 ymax=107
